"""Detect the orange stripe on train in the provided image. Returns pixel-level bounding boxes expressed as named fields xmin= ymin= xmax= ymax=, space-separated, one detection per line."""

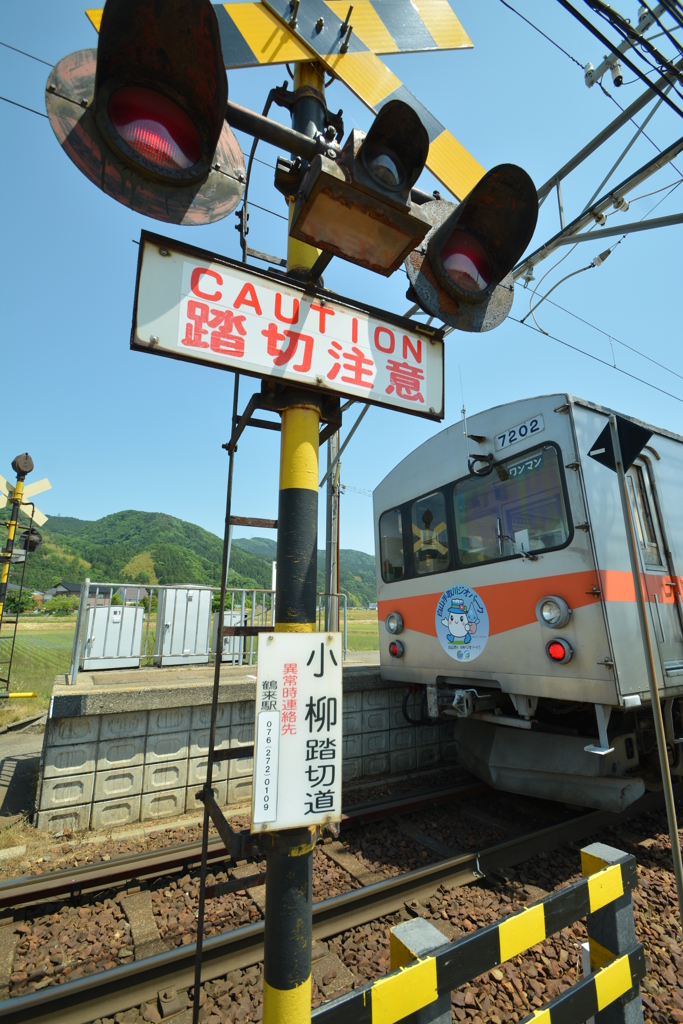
xmin=378 ymin=570 xmax=682 ymax=639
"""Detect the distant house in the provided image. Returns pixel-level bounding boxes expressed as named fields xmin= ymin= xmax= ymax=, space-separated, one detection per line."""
xmin=116 ymin=586 xmax=149 ymax=605
xmin=32 ymin=591 xmax=45 ymax=606
xmin=43 ymin=582 xmax=111 ymax=608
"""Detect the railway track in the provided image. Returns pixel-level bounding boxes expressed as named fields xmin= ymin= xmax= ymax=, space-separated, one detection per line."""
xmin=0 ymin=780 xmax=486 ymax=912
xmin=0 ymin=787 xmax=670 ymax=1024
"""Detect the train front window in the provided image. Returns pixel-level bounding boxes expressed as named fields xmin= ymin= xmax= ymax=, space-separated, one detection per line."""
xmin=453 ymin=445 xmax=570 ymax=565
xmin=379 ymin=508 xmax=405 ymax=582
xmin=411 ymin=491 xmax=449 ymax=575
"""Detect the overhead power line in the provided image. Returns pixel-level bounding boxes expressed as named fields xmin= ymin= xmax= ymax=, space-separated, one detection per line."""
xmin=555 ymin=0 xmax=683 ymax=119
xmin=0 ymin=95 xmax=48 ymax=118
xmin=0 ymin=40 xmax=53 ymax=66
xmin=533 ymin=290 xmax=683 ymax=383
xmin=496 ymin=0 xmax=585 ymax=68
xmin=511 ymin=315 xmax=683 ymax=403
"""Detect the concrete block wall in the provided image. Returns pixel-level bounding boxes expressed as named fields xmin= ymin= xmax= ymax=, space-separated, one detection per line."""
xmin=36 ymin=701 xmax=255 ymax=833
xmin=36 ymin=667 xmax=457 ymax=832
xmin=342 ymin=687 xmax=449 ymax=782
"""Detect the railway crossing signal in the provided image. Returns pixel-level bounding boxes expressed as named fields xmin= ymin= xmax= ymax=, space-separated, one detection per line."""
xmin=47 ymin=0 xmax=246 ymax=224
xmin=406 ymin=164 xmax=539 ymax=332
xmin=48 ymin=7 xmax=544 ymax=1023
xmin=289 ymin=98 xmax=431 ymax=275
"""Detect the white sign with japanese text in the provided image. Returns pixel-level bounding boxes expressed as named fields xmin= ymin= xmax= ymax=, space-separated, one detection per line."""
xmin=133 ymin=233 xmax=444 ymax=419
xmin=251 ymin=632 xmax=343 ymax=832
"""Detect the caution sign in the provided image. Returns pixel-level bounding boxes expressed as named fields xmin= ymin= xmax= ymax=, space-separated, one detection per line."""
xmin=251 ymin=632 xmax=343 ymax=832
xmin=132 ymin=231 xmax=444 ymax=419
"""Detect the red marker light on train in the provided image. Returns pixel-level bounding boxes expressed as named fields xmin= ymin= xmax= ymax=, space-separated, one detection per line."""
xmin=389 ymin=640 xmax=404 ymax=658
xmin=546 ymin=639 xmax=573 ymax=664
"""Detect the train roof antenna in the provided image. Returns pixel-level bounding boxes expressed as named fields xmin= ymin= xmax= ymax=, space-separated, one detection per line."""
xmin=459 ymin=365 xmax=471 ymax=461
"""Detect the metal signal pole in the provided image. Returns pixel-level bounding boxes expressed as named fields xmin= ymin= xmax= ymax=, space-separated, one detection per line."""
xmin=261 ymin=61 xmax=327 ymax=1024
xmin=609 ymin=415 xmax=683 ymax=931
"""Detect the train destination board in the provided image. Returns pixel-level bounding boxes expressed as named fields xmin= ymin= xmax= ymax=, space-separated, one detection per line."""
xmin=252 ymin=632 xmax=343 ymax=832
xmin=132 ymin=231 xmax=444 ymax=420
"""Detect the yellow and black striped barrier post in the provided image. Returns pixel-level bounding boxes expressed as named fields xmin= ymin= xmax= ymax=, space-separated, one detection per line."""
xmin=310 ymin=844 xmax=645 ymax=1024
xmin=261 ymin=60 xmax=327 ymax=1024
xmin=0 ymin=454 xmax=33 ymax=628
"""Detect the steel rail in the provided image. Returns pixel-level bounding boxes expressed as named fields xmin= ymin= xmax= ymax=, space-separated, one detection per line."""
xmin=0 ymin=786 xmax=673 ymax=1024
xmin=0 ymin=782 xmax=487 ymax=912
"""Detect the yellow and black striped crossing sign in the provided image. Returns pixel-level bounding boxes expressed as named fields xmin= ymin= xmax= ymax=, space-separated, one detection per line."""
xmin=262 ymin=0 xmax=484 ymax=199
xmin=85 ymin=1 xmax=485 ymax=200
xmin=310 ymin=856 xmax=643 ymax=1024
xmin=86 ymin=2 xmax=472 ymax=64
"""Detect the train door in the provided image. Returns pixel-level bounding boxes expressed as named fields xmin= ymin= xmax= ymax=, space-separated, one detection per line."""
xmin=627 ymin=459 xmax=683 ymax=683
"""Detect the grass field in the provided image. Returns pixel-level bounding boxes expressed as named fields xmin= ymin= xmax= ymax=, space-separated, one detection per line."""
xmin=0 ymin=618 xmax=76 ymax=726
xmin=343 ymin=608 xmax=380 ymax=651
xmin=0 ymin=606 xmax=379 ymax=727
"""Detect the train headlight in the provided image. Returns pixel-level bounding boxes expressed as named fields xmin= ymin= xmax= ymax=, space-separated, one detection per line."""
xmin=546 ymin=638 xmax=573 ymax=664
xmin=536 ymin=596 xmax=571 ymax=629
xmin=385 ymin=611 xmax=403 ymax=635
xmin=389 ymin=640 xmax=404 ymax=658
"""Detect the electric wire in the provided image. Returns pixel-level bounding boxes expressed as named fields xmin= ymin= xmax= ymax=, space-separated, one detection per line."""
xmin=638 ymin=1 xmax=683 ymax=57
xmin=0 ymin=92 xmax=290 ymax=224
xmin=660 ymin=0 xmax=683 ymax=33
xmin=595 ymin=80 xmax=682 ymax=177
xmin=587 ymin=0 xmax=683 ymax=84
xmin=246 ymin=199 xmax=288 ymax=221
xmin=0 ymin=40 xmax=53 ymax=66
xmin=521 ymin=262 xmax=597 ymax=331
xmin=555 ymin=0 xmax=683 ymax=118
xmin=0 ymin=94 xmax=48 ymax=118
xmin=511 ymin=315 xmax=683 ymax=403
xmin=524 ymin=290 xmax=683 ymax=383
xmin=239 ymin=89 xmax=281 ymax=262
xmin=495 ymin=0 xmax=585 ymax=68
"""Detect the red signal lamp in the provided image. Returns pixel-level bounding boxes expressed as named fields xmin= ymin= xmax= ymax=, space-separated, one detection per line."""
xmin=107 ymin=87 xmax=203 ymax=172
xmin=546 ymin=639 xmax=573 ymax=664
xmin=406 ymin=165 xmax=538 ymax=332
xmin=45 ymin=0 xmax=245 ymax=225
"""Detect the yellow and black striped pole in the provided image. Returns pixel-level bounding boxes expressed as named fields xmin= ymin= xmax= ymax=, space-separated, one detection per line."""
xmin=261 ymin=60 xmax=327 ymax=1024
xmin=0 ymin=453 xmax=33 ymax=628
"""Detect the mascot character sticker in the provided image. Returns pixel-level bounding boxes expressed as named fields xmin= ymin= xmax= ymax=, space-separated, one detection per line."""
xmin=435 ymin=586 xmax=489 ymax=661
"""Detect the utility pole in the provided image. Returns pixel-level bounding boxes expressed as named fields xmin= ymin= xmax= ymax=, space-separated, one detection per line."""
xmin=261 ymin=60 xmax=327 ymax=1024
xmin=0 ymin=454 xmax=33 ymax=627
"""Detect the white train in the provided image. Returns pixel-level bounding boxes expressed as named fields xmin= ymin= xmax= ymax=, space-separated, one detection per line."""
xmin=373 ymin=394 xmax=683 ymax=812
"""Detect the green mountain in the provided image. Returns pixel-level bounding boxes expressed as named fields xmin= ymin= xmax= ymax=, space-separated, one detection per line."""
xmin=1 ymin=509 xmax=377 ymax=606
xmin=232 ymin=538 xmax=377 ymax=607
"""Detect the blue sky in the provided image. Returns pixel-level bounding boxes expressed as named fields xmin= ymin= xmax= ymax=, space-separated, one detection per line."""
xmin=1 ymin=0 xmax=682 ymax=556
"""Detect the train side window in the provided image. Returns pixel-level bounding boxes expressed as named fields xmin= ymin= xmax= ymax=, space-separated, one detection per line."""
xmin=452 ymin=444 xmax=571 ymax=565
xmin=411 ymin=491 xmax=449 ymax=575
xmin=379 ymin=509 xmax=405 ymax=583
xmin=627 ymin=465 xmax=663 ymax=568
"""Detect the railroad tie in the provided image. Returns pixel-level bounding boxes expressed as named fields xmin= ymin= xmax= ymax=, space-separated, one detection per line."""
xmin=0 ymin=921 xmax=21 ymax=1001
xmin=321 ymin=841 xmax=383 ymax=886
xmin=231 ymin=863 xmax=267 ymax=915
xmin=311 ymin=944 xmax=355 ymax=999
xmin=458 ymin=806 xmax=519 ymax=835
xmin=120 ymin=891 xmax=167 ymax=960
xmin=392 ymin=817 xmax=461 ymax=858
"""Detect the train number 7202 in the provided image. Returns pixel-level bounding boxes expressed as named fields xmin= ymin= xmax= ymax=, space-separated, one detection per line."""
xmin=495 ymin=413 xmax=545 ymax=451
